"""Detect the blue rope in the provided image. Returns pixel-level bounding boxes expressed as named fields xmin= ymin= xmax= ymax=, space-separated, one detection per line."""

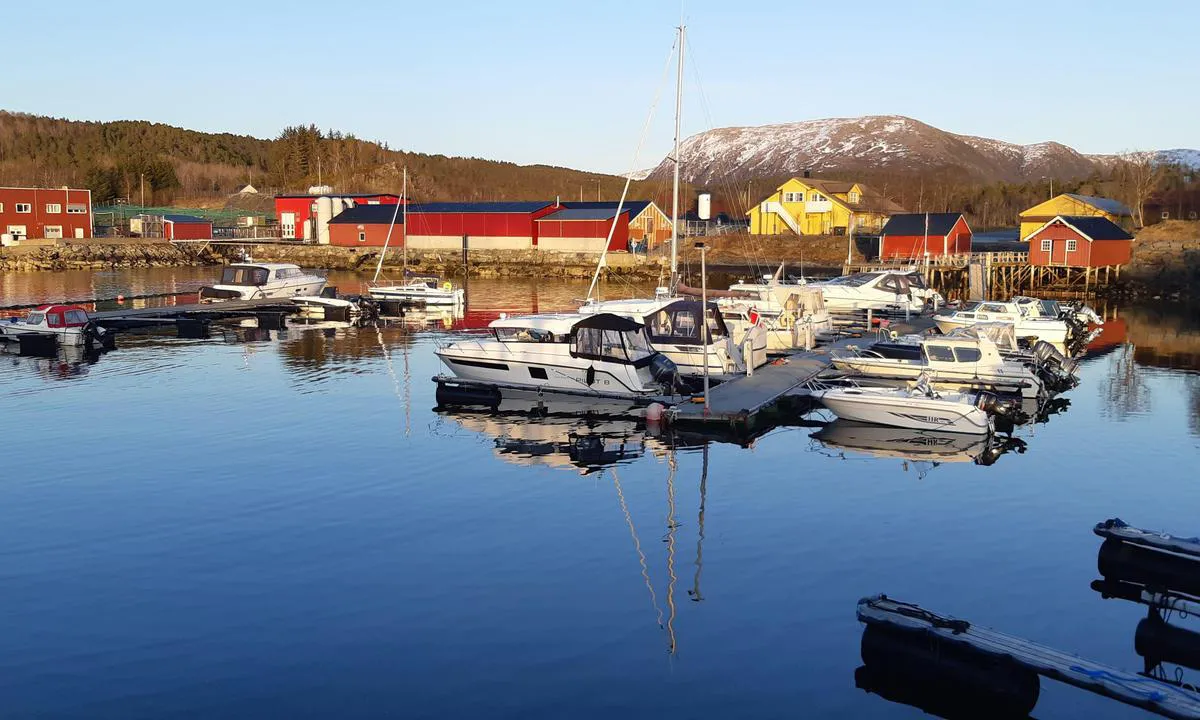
xmin=1070 ymin=666 xmax=1174 ymax=703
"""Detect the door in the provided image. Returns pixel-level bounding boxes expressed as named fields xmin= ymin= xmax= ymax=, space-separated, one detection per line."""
xmin=7 ymin=224 xmax=27 ymax=240
xmin=44 ymin=225 xmax=63 ymax=240
xmin=74 ymin=227 xmax=85 ymax=239
xmin=280 ymin=212 xmax=296 ymax=239
xmin=1054 ymin=238 xmax=1067 ymax=266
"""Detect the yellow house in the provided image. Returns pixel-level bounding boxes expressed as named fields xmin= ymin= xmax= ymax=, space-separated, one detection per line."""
xmin=1019 ymin=194 xmax=1134 ymax=241
xmin=747 ymin=178 xmax=906 ymax=236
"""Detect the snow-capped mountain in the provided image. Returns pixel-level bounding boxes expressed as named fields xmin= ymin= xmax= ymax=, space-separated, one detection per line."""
xmin=649 ymin=115 xmax=1199 ymax=185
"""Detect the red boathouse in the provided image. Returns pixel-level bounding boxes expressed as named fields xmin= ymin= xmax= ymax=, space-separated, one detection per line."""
xmin=877 ymin=213 xmax=971 ymax=259
xmin=1025 ymin=215 xmax=1134 ymax=267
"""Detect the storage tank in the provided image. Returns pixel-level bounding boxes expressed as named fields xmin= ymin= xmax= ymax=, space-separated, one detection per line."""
xmin=697 ymin=193 xmax=712 ymax=221
xmin=316 ymin=196 xmax=333 ymax=245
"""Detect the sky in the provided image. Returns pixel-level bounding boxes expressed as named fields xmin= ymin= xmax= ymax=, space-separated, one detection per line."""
xmin=3 ymin=0 xmax=1197 ymax=174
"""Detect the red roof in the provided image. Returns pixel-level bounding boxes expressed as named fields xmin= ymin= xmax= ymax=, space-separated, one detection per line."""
xmin=35 ymin=305 xmax=90 ymax=327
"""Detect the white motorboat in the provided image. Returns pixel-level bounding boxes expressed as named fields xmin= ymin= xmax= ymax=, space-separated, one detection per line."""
xmin=831 ymin=330 xmax=1045 ymax=398
xmin=199 ymin=263 xmax=326 ymax=302
xmin=369 ymin=276 xmax=464 ymax=306
xmin=717 ymin=284 xmax=833 ymax=352
xmin=578 ymin=295 xmax=764 ymax=379
xmin=291 ymin=296 xmax=366 ymax=322
xmin=813 ymin=380 xmax=994 ymax=435
xmin=435 ymin=312 xmax=683 ymax=399
xmin=0 ymin=305 xmax=108 ymax=347
xmin=934 ymin=299 xmax=1073 ymax=344
xmin=804 ymin=269 xmax=943 ymax=315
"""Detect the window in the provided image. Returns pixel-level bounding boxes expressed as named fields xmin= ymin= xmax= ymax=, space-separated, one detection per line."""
xmin=358 ymin=232 xmax=367 ymax=242
xmin=47 ymin=312 xmax=63 ymax=326
xmin=65 ymin=309 xmax=89 ymax=325
xmin=848 ymin=191 xmax=860 ymax=203
xmin=44 ymin=225 xmax=63 ymax=239
xmin=810 ymin=192 xmax=826 ymax=202
xmin=1162 ymin=211 xmax=1170 ymax=220
xmin=0 ymin=203 xmax=3 ymax=212
xmin=528 ymin=367 xmax=548 ymax=380
xmin=1040 ymin=238 xmax=1052 ymax=252
xmin=67 ymin=204 xmax=88 ymax=214
xmin=45 ymin=203 xmax=62 ymax=214
xmin=782 ymin=192 xmax=802 ymax=203
xmin=495 ymin=327 xmax=559 ymax=343
xmin=15 ymin=203 xmax=31 ymax=213
xmin=925 ymin=345 xmax=956 ymax=362
xmin=1066 ymin=239 xmax=1077 ymax=252
xmin=954 ymin=347 xmax=982 ymax=363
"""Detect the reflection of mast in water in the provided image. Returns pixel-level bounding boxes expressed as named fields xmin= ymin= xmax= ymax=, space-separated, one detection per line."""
xmin=376 ymin=325 xmax=409 ymax=434
xmin=403 ymin=333 xmax=411 ymax=437
xmin=690 ymin=443 xmax=708 ymax=603
xmin=612 ymin=467 xmax=665 ymax=630
xmin=665 ymin=450 xmax=679 ymax=655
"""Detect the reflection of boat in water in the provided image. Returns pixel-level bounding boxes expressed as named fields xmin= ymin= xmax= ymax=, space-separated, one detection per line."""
xmin=811 ymin=420 xmax=1026 ymax=465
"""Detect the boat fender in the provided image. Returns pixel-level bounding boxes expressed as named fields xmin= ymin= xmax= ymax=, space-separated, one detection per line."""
xmin=645 ymin=402 xmax=665 ymax=423
xmin=1136 ymin=612 xmax=1200 ymax=671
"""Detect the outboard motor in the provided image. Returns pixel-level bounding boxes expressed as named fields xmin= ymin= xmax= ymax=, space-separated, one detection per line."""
xmin=975 ymin=391 xmax=1030 ymax=429
xmin=1030 ymin=340 xmax=1079 ymax=391
xmin=648 ymin=353 xmax=685 ymax=394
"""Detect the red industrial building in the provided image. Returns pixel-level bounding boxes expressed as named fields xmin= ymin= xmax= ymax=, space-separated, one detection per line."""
xmin=162 ymin=214 xmax=213 ymax=240
xmin=404 ymin=202 xmax=560 ymax=250
xmin=877 ymin=213 xmax=971 ymax=259
xmin=328 ymin=204 xmax=405 ymax=247
xmin=562 ymin=201 xmax=671 ymax=248
xmin=537 ymin=206 xmax=631 ymax=252
xmin=1025 ymin=215 xmax=1134 ymax=267
xmin=0 ymin=186 xmax=93 ymax=241
xmin=274 ymin=192 xmax=401 ymax=242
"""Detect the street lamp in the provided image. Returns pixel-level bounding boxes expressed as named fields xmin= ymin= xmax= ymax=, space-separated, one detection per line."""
xmin=694 ymin=241 xmax=710 ymax=412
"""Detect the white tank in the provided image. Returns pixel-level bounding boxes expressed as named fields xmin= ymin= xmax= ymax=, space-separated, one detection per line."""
xmin=331 ymin=197 xmax=345 ymax=219
xmin=698 ymin=193 xmax=712 ymax=221
xmin=316 ymin=196 xmax=333 ymax=245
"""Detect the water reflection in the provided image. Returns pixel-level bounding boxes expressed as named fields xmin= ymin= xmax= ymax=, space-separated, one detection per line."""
xmin=810 ymin=420 xmax=1028 ymax=468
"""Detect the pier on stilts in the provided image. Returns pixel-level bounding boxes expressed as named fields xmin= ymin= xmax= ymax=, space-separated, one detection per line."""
xmin=844 ymin=251 xmax=1125 ymax=300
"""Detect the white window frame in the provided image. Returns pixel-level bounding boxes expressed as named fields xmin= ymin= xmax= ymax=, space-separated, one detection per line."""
xmin=848 ymin=191 xmax=860 ymax=203
xmin=15 ymin=203 xmax=32 ymax=214
xmin=44 ymin=225 xmax=63 ymax=239
xmin=67 ymin=204 xmax=88 ymax=214
xmin=0 ymin=202 xmax=3 ymax=212
xmin=810 ymin=192 xmax=827 ymax=202
xmin=358 ymin=231 xmax=367 ymax=242
xmin=1040 ymin=238 xmax=1052 ymax=252
xmin=45 ymin=203 xmax=62 ymax=214
xmin=1066 ymin=239 xmax=1077 ymax=252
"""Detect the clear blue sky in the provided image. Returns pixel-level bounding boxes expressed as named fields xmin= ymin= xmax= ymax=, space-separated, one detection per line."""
xmin=4 ymin=0 xmax=1196 ymax=174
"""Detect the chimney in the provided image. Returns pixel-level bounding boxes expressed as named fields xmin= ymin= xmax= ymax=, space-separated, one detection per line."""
xmin=803 ymin=169 xmax=812 ymax=179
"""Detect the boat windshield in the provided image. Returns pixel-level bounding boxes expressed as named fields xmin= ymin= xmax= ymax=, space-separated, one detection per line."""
xmin=220 ymin=266 xmax=269 ymax=285
xmin=573 ymin=327 xmax=655 ymax=365
xmin=824 ymin=273 xmax=874 ymax=287
xmin=24 ymin=311 xmax=45 ymax=325
xmin=1039 ymin=299 xmax=1061 ymax=317
xmin=494 ymin=326 xmax=561 ymax=343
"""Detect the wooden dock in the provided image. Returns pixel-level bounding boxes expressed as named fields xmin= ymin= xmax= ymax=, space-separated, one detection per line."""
xmin=859 ymin=595 xmax=1200 ymax=720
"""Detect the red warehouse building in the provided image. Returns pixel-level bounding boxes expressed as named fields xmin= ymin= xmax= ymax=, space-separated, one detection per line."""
xmin=877 ymin=213 xmax=971 ymax=259
xmin=274 ymin=192 xmax=401 ymax=242
xmin=0 ymin=186 xmax=93 ymax=241
xmin=328 ymin=204 xmax=405 ymax=247
xmin=562 ymin=201 xmax=671 ymax=248
xmin=1025 ymin=215 xmax=1134 ymax=267
xmin=162 ymin=214 xmax=213 ymax=240
xmin=536 ymin=207 xmax=632 ymax=252
xmin=404 ymin=202 xmax=560 ymax=250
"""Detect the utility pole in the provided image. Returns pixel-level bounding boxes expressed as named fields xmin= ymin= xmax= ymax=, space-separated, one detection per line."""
xmin=139 ymin=173 xmax=145 ymax=207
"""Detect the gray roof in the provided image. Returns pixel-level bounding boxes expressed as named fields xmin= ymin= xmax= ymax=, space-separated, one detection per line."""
xmin=540 ymin=207 xmax=629 ymax=221
xmin=1064 ymin=194 xmax=1133 ymax=217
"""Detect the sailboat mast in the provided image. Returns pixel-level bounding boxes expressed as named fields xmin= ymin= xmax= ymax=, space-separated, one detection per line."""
xmin=669 ymin=24 xmax=685 ymax=290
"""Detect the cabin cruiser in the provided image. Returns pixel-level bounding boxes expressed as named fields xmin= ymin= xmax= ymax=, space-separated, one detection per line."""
xmin=831 ymin=330 xmax=1045 ymax=397
xmin=199 ymin=263 xmax=326 ymax=302
xmin=0 ymin=305 xmax=108 ymax=347
xmin=434 ymin=312 xmax=684 ymax=400
xmin=811 ymin=378 xmax=999 ymax=435
xmin=804 ymin=269 xmax=943 ymax=315
xmin=718 ymin=285 xmax=833 ymax=353
xmin=934 ymin=299 xmax=1074 ymax=344
xmin=369 ymin=276 xmax=464 ymax=306
xmin=578 ymin=295 xmax=765 ymax=379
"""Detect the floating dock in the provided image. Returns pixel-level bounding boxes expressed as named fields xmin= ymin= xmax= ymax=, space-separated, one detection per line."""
xmin=858 ymin=594 xmax=1200 ymax=720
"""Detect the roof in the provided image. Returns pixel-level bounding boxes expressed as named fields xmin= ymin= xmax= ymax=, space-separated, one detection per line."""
xmin=756 ymin=177 xmax=907 ymax=216
xmin=539 ymin=207 xmax=630 ymax=221
xmin=562 ymin=201 xmax=654 ymax=219
xmin=328 ymin=204 xmax=405 ymax=225
xmin=1063 ymin=194 xmax=1133 ymax=217
xmin=163 ymin=214 xmax=210 ymax=224
xmin=229 ymin=262 xmax=305 ymax=270
xmin=275 ymin=192 xmax=400 ymax=199
xmin=881 ymin=213 xmax=966 ymax=237
xmin=1034 ymin=215 xmax=1135 ymax=241
xmin=407 ymin=202 xmax=556 ymax=214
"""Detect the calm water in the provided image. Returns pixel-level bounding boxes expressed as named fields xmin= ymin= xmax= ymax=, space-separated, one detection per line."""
xmin=2 ymin=268 xmax=1199 ymax=719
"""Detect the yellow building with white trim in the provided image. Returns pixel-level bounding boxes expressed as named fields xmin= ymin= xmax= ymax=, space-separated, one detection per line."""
xmin=748 ymin=178 xmax=905 ymax=236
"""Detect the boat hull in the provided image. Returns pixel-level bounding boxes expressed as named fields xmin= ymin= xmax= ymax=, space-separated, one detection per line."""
xmin=831 ymin=357 xmax=1043 ymax=398
xmin=434 ymin=343 xmax=660 ymax=399
xmin=817 ymin=388 xmax=992 ymax=435
xmin=369 ymin=287 xmax=464 ymax=305
xmin=200 ymin=279 xmax=326 ymax=302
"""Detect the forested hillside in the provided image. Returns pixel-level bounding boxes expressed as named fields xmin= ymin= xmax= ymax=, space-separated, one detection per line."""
xmin=0 ymin=112 xmax=642 ymax=206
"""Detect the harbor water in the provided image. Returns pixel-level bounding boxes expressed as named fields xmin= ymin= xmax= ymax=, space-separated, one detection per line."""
xmin=2 ymin=268 xmax=1199 ymax=719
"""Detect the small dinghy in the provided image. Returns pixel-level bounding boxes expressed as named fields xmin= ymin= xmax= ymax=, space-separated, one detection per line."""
xmin=812 ymin=376 xmax=1011 ymax=435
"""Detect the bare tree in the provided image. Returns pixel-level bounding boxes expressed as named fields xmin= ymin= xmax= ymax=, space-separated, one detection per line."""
xmin=1115 ymin=151 xmax=1164 ymax=227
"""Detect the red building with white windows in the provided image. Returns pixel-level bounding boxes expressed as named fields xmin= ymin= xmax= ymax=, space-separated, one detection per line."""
xmin=0 ymin=186 xmax=93 ymax=241
xmin=877 ymin=213 xmax=971 ymax=259
xmin=1025 ymin=215 xmax=1134 ymax=267
xmin=274 ymin=192 xmax=400 ymax=242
